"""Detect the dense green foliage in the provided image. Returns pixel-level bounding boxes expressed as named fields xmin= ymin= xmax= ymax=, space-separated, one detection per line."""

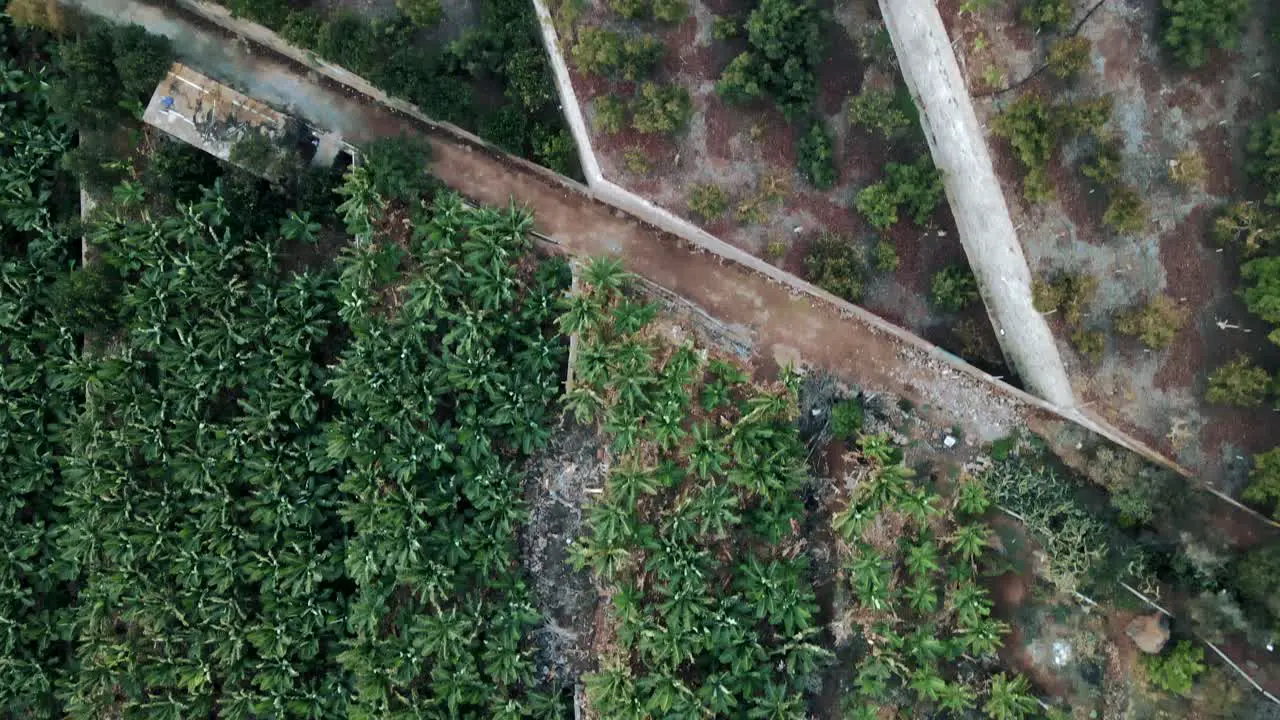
xmin=630 ymin=81 xmax=691 ymax=134
xmin=715 ymin=0 xmax=822 ymax=120
xmin=796 ymin=120 xmax=836 ymax=189
xmin=1161 ymin=0 xmax=1249 ymax=69
xmin=1115 ymin=295 xmax=1188 ymax=350
xmin=833 ymin=441 xmax=1040 ymax=717
xmin=571 ymin=28 xmax=663 ymax=81
xmin=1020 ymin=0 xmax=1072 ymax=30
xmin=1205 ymin=355 xmax=1272 ymax=407
xmin=1145 ymin=641 xmax=1206 ymax=695
xmin=931 ymin=265 xmax=979 ymax=313
xmin=804 ymin=233 xmax=866 ymax=302
xmin=855 ymin=157 xmax=943 ymax=229
xmin=218 ymin=0 xmax=576 ymax=174
xmin=847 ymin=87 xmax=913 ymax=140
xmin=992 ymin=94 xmax=1112 ymax=202
xmin=565 ymin=259 xmax=827 ymax=717
xmin=49 ymin=19 xmax=171 ymax=129
xmin=1243 ymin=448 xmax=1280 ymax=519
xmin=1248 ymin=111 xmax=1280 ymax=207
xmin=687 ymin=183 xmax=728 ymax=222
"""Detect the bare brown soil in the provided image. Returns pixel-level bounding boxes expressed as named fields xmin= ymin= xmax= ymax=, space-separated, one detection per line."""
xmin=943 ymin=0 xmax=1280 ymax=489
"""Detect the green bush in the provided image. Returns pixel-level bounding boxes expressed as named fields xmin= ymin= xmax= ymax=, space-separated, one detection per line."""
xmin=594 ymin=95 xmax=628 ymax=134
xmin=631 ymin=82 xmax=691 ymax=134
xmin=652 ymin=0 xmax=688 ymax=22
xmin=1247 ymin=112 xmax=1280 ymax=206
xmin=397 ymin=0 xmax=443 ymax=26
xmin=931 ymin=265 xmax=979 ymax=312
xmin=610 ymin=0 xmax=648 ymax=18
xmin=847 ymin=88 xmax=912 ymax=139
xmin=1047 ymin=36 xmax=1091 ymax=79
xmin=62 ymin=142 xmax=128 ymax=195
xmin=1021 ymin=0 xmax=1072 ymax=30
xmin=1103 ymin=186 xmax=1148 ymax=235
xmin=534 ymin=127 xmax=577 ymax=176
xmin=51 ymin=21 xmax=173 ymax=129
xmin=1243 ymin=448 xmax=1280 ymax=519
xmin=1161 ymin=0 xmax=1249 ymax=69
xmin=711 ymin=16 xmax=739 ymax=40
xmin=804 ymin=234 xmax=865 ymax=302
xmin=855 ymin=157 xmax=943 ymax=229
xmin=572 ymin=29 xmax=663 ymax=81
xmin=1212 ymin=201 xmax=1280 ymax=254
xmin=1205 ymin=355 xmax=1271 ymax=407
xmin=1144 ymin=641 xmax=1206 ymax=696
xmin=1032 ymin=271 xmax=1097 ymax=327
xmin=688 ymin=184 xmax=729 ymax=221
xmin=715 ymin=0 xmax=822 ymax=120
xmin=1230 ymin=542 xmax=1280 ymax=627
xmin=1071 ymin=328 xmax=1106 ymax=361
xmin=363 ymin=135 xmax=435 ymax=202
xmin=830 ymin=397 xmax=864 ymax=439
xmin=280 ymin=10 xmax=323 ymax=47
xmin=797 ymin=121 xmax=837 ymax=190
xmin=994 ymin=94 xmax=1113 ymax=202
xmin=1115 ymin=295 xmax=1188 ymax=350
xmin=1082 ymin=140 xmax=1123 ymax=187
xmin=1240 ymin=256 xmax=1280 ymax=331
xmin=873 ymin=240 xmax=899 ymax=272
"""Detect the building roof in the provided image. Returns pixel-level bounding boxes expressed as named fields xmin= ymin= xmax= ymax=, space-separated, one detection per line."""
xmin=143 ymin=62 xmax=290 ymax=168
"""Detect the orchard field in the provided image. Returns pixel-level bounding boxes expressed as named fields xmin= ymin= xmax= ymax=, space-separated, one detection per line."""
xmin=7 ymin=2 xmax=1280 ymax=719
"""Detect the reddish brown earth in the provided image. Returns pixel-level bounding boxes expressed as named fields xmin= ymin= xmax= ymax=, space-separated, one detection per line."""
xmin=942 ymin=0 xmax=1280 ymax=493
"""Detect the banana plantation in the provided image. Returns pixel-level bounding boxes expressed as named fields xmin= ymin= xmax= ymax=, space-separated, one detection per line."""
xmin=11 ymin=3 xmax=1253 ymax=718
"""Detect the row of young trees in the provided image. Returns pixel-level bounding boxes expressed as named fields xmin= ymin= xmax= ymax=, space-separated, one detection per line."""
xmin=563 ymin=257 xmax=1047 ymax=717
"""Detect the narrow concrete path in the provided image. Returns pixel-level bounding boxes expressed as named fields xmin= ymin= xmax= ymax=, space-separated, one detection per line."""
xmin=880 ymin=0 xmax=1076 ymax=409
xmin=66 ymin=0 xmax=1187 ymax=478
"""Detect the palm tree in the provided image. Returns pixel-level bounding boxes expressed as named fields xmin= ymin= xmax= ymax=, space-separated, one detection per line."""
xmin=950 ymin=522 xmax=992 ymax=564
xmin=280 ymin=210 xmax=320 ymax=243
xmin=582 ymin=256 xmax=627 ymax=297
xmin=609 ymin=462 xmax=660 ymax=510
xmin=857 ymin=432 xmax=897 ymax=466
xmin=900 ymin=488 xmax=943 ymax=525
xmin=903 ymin=537 xmax=941 ymax=580
xmin=937 ymin=680 xmax=977 ymax=715
xmin=848 ymin=545 xmax=893 ymax=612
xmin=955 ymin=475 xmax=991 ymax=516
xmin=832 ymin=501 xmax=874 ymax=542
xmin=909 ymin=665 xmax=947 ymax=703
xmin=747 ymin=680 xmax=805 ymax=720
xmin=905 ymin=624 xmax=946 ymax=666
xmin=902 ymin=577 xmax=938 ymax=613
xmin=862 ymin=462 xmax=914 ymax=509
xmin=951 ymin=579 xmax=994 ymax=628
xmin=688 ymin=421 xmax=729 ymax=479
xmin=956 ymin=617 xmax=1009 ymax=658
xmin=983 ymin=673 xmax=1039 ymax=720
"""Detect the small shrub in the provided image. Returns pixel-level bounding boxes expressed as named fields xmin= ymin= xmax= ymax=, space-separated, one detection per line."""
xmin=931 ymin=265 xmax=979 ymax=312
xmin=1071 ymin=328 xmax=1106 ymax=362
xmin=765 ymin=239 xmax=786 ymax=260
xmin=1033 ymin=272 xmax=1098 ymax=327
xmin=1213 ymin=201 xmax=1280 ymax=255
xmin=1059 ymin=95 xmax=1113 ymax=137
xmin=688 ymin=184 xmax=729 ymax=222
xmin=610 ymin=0 xmax=648 ymax=19
xmin=711 ymin=16 xmax=739 ymax=40
xmin=872 ymin=240 xmax=899 ymax=272
xmin=1103 ymin=186 xmax=1148 ymax=235
xmin=797 ymin=121 xmax=837 ymax=190
xmin=855 ymin=183 xmax=900 ymax=230
xmin=830 ymin=397 xmax=865 ymax=439
xmin=848 ymin=88 xmax=911 ymax=139
xmin=1206 ymin=355 xmax=1271 ymax=407
xmin=1115 ymin=295 xmax=1188 ymax=350
xmin=1244 ymin=448 xmax=1280 ymax=519
xmin=652 ymin=0 xmax=687 ymax=23
xmin=572 ymin=29 xmax=663 ymax=80
xmin=1021 ymin=0 xmax=1072 ymax=30
xmin=1247 ymin=112 xmax=1280 ymax=206
xmin=992 ymin=94 xmax=1058 ymax=202
xmin=1169 ymin=150 xmax=1208 ymax=188
xmin=397 ymin=0 xmax=443 ymax=26
xmin=855 ymin=157 xmax=943 ymax=229
xmin=1161 ymin=0 xmax=1249 ymax=69
xmin=1231 ymin=542 xmax=1280 ymax=626
xmin=1047 ymin=36 xmax=1091 ymax=79
xmin=1144 ymin=641 xmax=1206 ymax=696
xmin=631 ymin=82 xmax=692 ymax=134
xmin=982 ymin=65 xmax=1007 ymax=90
xmin=804 ymin=234 xmax=865 ymax=302
xmin=736 ymin=174 xmax=788 ymax=224
xmin=594 ymin=96 xmax=628 ymax=134
xmin=624 ymin=147 xmax=651 ymax=175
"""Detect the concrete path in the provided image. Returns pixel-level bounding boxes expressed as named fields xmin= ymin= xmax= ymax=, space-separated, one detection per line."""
xmin=880 ymin=0 xmax=1076 ymax=409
